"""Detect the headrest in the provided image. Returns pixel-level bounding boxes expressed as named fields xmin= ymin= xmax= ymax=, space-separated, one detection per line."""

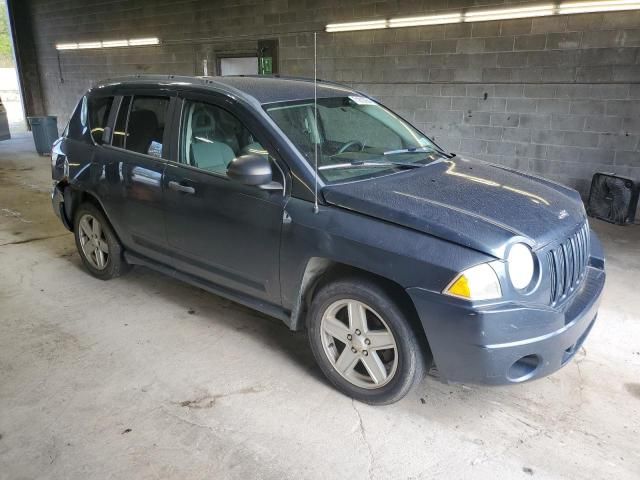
xmin=129 ymin=110 xmax=158 ymax=132
xmin=192 ymin=108 xmax=215 ymax=137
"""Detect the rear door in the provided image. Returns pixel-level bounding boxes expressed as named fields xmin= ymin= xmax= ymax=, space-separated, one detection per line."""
xmin=162 ymin=92 xmax=288 ymax=305
xmin=94 ymin=91 xmax=176 ymax=264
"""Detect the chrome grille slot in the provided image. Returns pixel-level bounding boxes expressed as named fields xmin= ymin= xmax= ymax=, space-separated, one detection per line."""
xmin=547 ymin=222 xmax=590 ymax=306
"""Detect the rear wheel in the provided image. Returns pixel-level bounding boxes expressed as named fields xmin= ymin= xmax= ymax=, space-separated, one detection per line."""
xmin=308 ymin=277 xmax=426 ymax=405
xmin=73 ymin=203 xmax=130 ymax=280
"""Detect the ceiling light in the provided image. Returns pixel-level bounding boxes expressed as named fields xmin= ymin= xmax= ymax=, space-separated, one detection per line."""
xmin=558 ymin=0 xmax=640 ymax=14
xmin=326 ymin=20 xmax=388 ymax=32
xmin=77 ymin=42 xmax=102 ymax=49
xmin=102 ymin=40 xmax=129 ymax=48
xmin=56 ymin=43 xmax=78 ymax=50
xmin=127 ymin=37 xmax=160 ymax=46
xmin=464 ymin=4 xmax=555 ymax=22
xmin=326 ymin=1 xmax=640 ymax=33
xmin=56 ymin=37 xmax=160 ymax=51
xmin=389 ymin=13 xmax=462 ymax=28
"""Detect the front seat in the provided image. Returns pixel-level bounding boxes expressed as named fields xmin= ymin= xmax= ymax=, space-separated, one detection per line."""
xmin=190 ymin=109 xmax=235 ymax=173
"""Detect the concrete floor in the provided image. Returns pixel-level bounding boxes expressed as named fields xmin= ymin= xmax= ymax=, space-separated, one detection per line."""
xmin=0 ymin=133 xmax=639 ymax=480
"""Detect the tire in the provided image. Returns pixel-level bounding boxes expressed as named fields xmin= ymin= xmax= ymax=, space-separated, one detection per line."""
xmin=73 ymin=203 xmax=130 ymax=280
xmin=307 ymin=277 xmax=427 ymax=405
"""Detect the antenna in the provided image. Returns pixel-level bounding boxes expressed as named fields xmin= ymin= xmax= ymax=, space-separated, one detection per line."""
xmin=313 ymin=31 xmax=319 ymax=214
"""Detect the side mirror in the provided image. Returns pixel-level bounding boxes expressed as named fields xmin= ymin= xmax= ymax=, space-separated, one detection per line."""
xmin=227 ymin=153 xmax=282 ymax=190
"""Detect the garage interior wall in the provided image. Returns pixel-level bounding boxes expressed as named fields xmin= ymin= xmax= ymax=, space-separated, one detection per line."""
xmin=12 ymin=0 xmax=640 ymax=196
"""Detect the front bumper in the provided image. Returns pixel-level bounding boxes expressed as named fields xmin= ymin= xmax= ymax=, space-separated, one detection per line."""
xmin=407 ymin=232 xmax=606 ymax=385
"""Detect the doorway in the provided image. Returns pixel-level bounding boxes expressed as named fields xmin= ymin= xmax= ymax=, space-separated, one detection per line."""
xmin=219 ymin=57 xmax=259 ymax=76
xmin=0 ymin=1 xmax=26 ymax=134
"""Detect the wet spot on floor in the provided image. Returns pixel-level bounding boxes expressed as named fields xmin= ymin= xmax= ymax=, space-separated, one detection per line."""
xmin=624 ymin=383 xmax=640 ymax=399
xmin=178 ymin=386 xmax=265 ymax=409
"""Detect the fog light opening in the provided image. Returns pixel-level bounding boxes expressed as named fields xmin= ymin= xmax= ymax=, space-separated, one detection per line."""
xmin=507 ymin=354 xmax=541 ymax=382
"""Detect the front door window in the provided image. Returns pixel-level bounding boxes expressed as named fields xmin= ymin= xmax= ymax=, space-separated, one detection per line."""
xmin=179 ymin=100 xmax=268 ymax=176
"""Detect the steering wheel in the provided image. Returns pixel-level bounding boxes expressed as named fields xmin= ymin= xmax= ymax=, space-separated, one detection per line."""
xmin=337 ymin=140 xmax=364 ymax=154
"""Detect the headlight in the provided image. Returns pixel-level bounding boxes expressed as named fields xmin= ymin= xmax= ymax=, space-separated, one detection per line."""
xmin=444 ymin=263 xmax=502 ymax=301
xmin=507 ymin=243 xmax=535 ymax=290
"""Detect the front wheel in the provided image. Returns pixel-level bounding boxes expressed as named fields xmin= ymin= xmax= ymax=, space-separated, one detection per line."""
xmin=307 ymin=278 xmax=427 ymax=405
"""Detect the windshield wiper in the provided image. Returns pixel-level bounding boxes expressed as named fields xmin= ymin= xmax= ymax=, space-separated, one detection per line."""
xmin=383 ymin=146 xmax=450 ymax=158
xmin=383 ymin=146 xmax=433 ymax=155
xmin=319 ymin=160 xmax=423 ymax=171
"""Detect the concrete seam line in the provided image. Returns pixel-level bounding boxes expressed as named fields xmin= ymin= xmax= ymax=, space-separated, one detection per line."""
xmin=0 ymin=232 xmax=72 ymax=247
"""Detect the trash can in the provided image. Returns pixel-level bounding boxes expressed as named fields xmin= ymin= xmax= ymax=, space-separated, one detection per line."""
xmin=28 ymin=116 xmax=59 ymax=155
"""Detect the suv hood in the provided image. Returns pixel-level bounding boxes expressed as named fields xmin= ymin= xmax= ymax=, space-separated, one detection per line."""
xmin=322 ymin=157 xmax=587 ymax=258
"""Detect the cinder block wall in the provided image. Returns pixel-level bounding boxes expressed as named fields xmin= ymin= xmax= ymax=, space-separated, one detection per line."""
xmin=20 ymin=0 xmax=640 ymax=195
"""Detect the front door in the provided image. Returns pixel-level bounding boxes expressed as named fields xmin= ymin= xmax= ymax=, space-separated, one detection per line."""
xmin=163 ymin=95 xmax=287 ymax=305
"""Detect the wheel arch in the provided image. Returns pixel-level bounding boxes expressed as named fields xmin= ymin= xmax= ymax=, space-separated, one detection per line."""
xmin=64 ymin=186 xmax=122 ymax=243
xmin=289 ymin=258 xmax=432 ymax=360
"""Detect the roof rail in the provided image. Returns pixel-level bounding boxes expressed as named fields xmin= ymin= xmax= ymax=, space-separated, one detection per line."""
xmin=233 ymin=74 xmax=351 ymax=90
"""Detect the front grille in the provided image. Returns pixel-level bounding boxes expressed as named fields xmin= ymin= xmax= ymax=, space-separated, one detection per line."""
xmin=547 ymin=221 xmax=590 ymax=306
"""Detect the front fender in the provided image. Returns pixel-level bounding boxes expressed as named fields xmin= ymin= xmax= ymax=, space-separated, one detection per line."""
xmin=279 ymin=197 xmax=494 ymax=330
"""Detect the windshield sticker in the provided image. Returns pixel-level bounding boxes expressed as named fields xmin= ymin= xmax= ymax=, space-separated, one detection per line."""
xmin=349 ymin=95 xmax=376 ymax=106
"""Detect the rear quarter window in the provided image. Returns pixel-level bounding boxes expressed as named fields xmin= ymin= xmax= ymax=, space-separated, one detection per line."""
xmin=66 ymin=97 xmax=89 ymax=141
xmin=66 ymin=95 xmax=115 ymax=145
xmin=88 ymin=96 xmax=114 ymax=144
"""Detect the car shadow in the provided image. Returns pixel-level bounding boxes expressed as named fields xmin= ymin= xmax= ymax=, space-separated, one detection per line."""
xmin=49 ymin=244 xmax=580 ymax=419
xmin=48 ymin=246 xmax=513 ymax=408
xmin=116 ymin=263 xmax=327 ymax=384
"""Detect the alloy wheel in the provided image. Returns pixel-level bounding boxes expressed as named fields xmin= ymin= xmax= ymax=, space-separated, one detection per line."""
xmin=78 ymin=214 xmax=109 ymax=270
xmin=320 ymin=299 xmax=398 ymax=389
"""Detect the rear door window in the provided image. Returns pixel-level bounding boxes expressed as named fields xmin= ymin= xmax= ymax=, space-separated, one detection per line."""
xmin=125 ymin=96 xmax=170 ymax=157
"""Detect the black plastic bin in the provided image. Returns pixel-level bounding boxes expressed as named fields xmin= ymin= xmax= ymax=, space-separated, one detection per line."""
xmin=28 ymin=116 xmax=59 ymax=155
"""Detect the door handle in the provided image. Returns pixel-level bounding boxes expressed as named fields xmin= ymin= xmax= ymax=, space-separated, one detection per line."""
xmin=168 ymin=180 xmax=195 ymax=194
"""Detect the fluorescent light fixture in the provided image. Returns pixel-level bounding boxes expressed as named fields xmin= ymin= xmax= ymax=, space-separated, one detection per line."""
xmin=326 ymin=1 xmax=640 ymax=32
xmin=127 ymin=37 xmax=160 ymax=46
xmin=326 ymin=20 xmax=387 ymax=32
xmin=56 ymin=37 xmax=160 ymax=50
xmin=102 ymin=40 xmax=129 ymax=48
xmin=56 ymin=43 xmax=78 ymax=50
xmin=389 ymin=13 xmax=462 ymax=28
xmin=77 ymin=41 xmax=102 ymax=49
xmin=464 ymin=4 xmax=555 ymax=22
xmin=558 ymin=0 xmax=640 ymax=14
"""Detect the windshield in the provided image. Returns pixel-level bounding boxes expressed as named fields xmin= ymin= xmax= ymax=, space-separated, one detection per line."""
xmin=265 ymin=96 xmax=445 ymax=184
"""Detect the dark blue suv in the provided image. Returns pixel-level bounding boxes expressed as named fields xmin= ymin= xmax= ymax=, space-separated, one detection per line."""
xmin=51 ymin=75 xmax=606 ymax=404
